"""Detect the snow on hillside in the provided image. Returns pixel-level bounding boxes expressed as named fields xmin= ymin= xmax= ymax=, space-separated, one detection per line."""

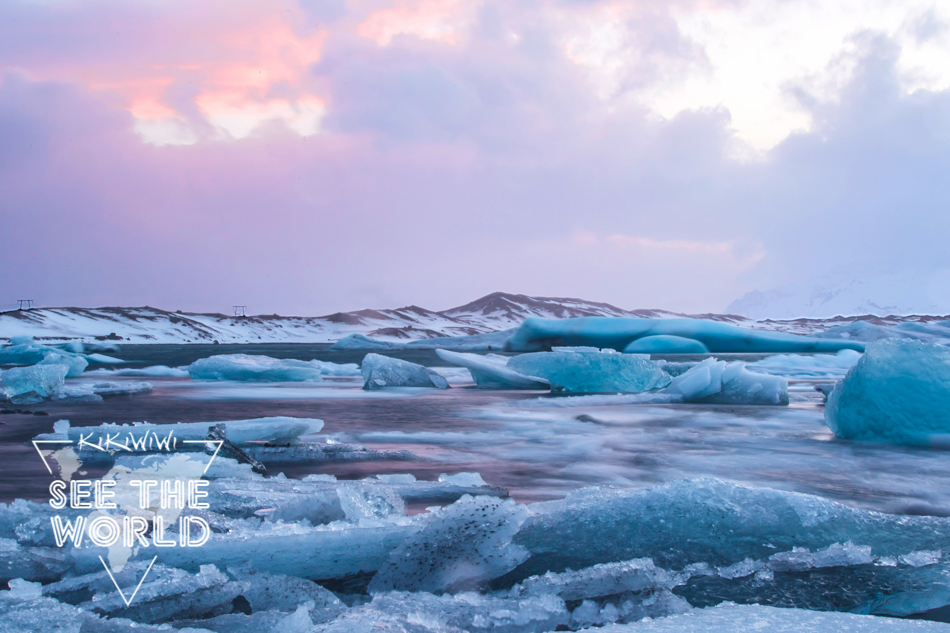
xmin=0 ymin=291 xmax=945 ymax=344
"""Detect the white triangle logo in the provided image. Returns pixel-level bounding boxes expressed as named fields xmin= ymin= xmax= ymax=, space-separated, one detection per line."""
xmin=99 ymin=555 xmax=158 ymax=607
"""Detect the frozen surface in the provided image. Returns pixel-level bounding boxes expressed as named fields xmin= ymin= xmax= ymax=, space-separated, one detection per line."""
xmin=361 ymin=353 xmax=449 ymax=390
xmin=507 ymin=349 xmax=672 ymax=394
xmin=505 ymin=317 xmax=865 ymax=353
xmin=597 ymin=603 xmax=950 ymax=632
xmin=87 ymin=365 xmax=190 ymax=377
xmin=188 ymin=354 xmax=326 ymax=382
xmin=436 ymin=349 xmax=549 ymax=389
xmin=405 ymin=329 xmax=515 ymax=350
xmin=667 ymin=359 xmax=788 ymax=405
xmin=825 ymin=340 xmax=950 ymax=443
xmin=623 ymin=335 xmax=710 ymax=353
xmin=37 ymin=352 xmax=88 ymax=377
xmin=0 ymin=363 xmax=68 ymax=402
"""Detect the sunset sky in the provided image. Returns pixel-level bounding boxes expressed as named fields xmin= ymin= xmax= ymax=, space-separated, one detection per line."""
xmin=2 ymin=0 xmax=949 ymax=314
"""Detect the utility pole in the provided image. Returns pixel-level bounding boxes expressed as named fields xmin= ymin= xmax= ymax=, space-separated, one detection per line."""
xmin=17 ymin=299 xmax=33 ymax=310
xmin=233 ymin=305 xmax=247 ymax=317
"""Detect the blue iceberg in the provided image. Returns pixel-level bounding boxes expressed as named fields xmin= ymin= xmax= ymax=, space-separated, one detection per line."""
xmin=0 ymin=364 xmax=69 ymax=403
xmin=624 ymin=335 xmax=710 ymax=353
xmin=329 ymin=333 xmax=401 ymax=350
xmin=825 ymin=339 xmax=950 ymax=443
xmin=504 ymin=317 xmax=865 ymax=354
xmin=507 ymin=348 xmax=672 ymax=394
xmin=667 ymin=358 xmax=788 ymax=405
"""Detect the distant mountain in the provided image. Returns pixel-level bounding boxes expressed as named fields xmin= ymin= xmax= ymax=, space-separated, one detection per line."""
xmin=728 ymin=275 xmax=950 ymax=320
xmin=0 ymin=291 xmax=944 ymax=344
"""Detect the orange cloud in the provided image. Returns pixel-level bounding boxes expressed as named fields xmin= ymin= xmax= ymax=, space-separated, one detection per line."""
xmin=358 ymin=0 xmax=479 ymax=46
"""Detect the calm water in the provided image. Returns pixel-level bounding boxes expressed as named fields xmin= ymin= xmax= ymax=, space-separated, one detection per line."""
xmin=4 ymin=344 xmax=949 ymax=518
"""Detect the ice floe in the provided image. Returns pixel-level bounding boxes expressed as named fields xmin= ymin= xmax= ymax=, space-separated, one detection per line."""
xmin=0 ymin=364 xmax=69 ymax=404
xmin=506 ymin=349 xmax=672 ymax=394
xmin=748 ymin=349 xmax=862 ymax=378
xmin=361 ymin=353 xmax=449 ymax=390
xmin=435 ymin=349 xmax=548 ymax=389
xmin=825 ymin=340 xmax=950 ymax=443
xmin=505 ymin=317 xmax=865 ymax=353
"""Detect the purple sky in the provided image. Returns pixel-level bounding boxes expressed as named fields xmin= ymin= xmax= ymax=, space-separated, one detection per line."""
xmin=1 ymin=0 xmax=949 ymax=315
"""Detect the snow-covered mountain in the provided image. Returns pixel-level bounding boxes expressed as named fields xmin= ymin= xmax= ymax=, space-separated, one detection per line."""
xmin=728 ymin=274 xmax=950 ymax=320
xmin=0 ymin=291 xmax=945 ymax=344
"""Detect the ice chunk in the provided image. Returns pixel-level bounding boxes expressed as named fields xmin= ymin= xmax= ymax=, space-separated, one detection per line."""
xmin=666 ymin=358 xmax=788 ymax=405
xmin=188 ymin=354 xmax=326 ymax=382
xmin=87 ymin=365 xmax=189 ymax=377
xmin=438 ymin=472 xmax=488 ymax=487
xmin=37 ymin=352 xmax=88 ymax=377
xmin=749 ymin=349 xmax=862 ymax=379
xmin=0 ymin=364 xmax=68 ymax=402
xmin=505 ymin=317 xmax=865 ymax=353
xmin=314 ymin=590 xmax=569 ymax=632
xmin=825 ymin=340 xmax=950 ymax=443
xmin=227 ymin=567 xmax=343 ymax=614
xmin=369 ymin=495 xmax=529 ymax=593
xmin=515 ymin=557 xmax=681 ymax=601
xmin=594 ymin=602 xmax=950 ymax=632
xmin=623 ymin=335 xmax=710 ymax=354
xmin=405 ymin=329 xmax=516 ymax=350
xmin=329 ymin=333 xmax=400 ymax=350
xmin=507 ymin=349 xmax=672 ymax=393
xmin=435 ymin=349 xmax=549 ymax=389
xmin=54 ymin=379 xmax=152 ymax=401
xmin=35 ymin=416 xmax=325 ymax=446
xmin=360 ymin=353 xmax=449 ymax=390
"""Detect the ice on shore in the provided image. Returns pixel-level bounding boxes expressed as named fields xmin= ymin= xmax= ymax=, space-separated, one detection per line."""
xmin=361 ymin=353 xmax=449 ymax=390
xmin=435 ymin=349 xmax=549 ymax=389
xmin=596 ymin=603 xmax=950 ymax=632
xmin=504 ymin=317 xmax=865 ymax=353
xmin=825 ymin=340 xmax=950 ymax=443
xmin=189 ymin=354 xmax=325 ymax=382
xmin=667 ymin=358 xmax=788 ymax=405
xmin=0 ymin=363 xmax=68 ymax=403
xmin=624 ymin=335 xmax=710 ymax=354
xmin=507 ymin=349 xmax=672 ymax=394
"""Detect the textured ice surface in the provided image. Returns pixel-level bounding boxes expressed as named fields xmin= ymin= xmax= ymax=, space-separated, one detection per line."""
xmin=623 ymin=335 xmax=710 ymax=354
xmin=435 ymin=349 xmax=549 ymax=389
xmin=361 ymin=353 xmax=449 ymax=390
xmin=37 ymin=352 xmax=88 ymax=377
xmin=825 ymin=340 xmax=950 ymax=443
xmin=597 ymin=603 xmax=950 ymax=632
xmin=88 ymin=365 xmax=190 ymax=377
xmin=369 ymin=495 xmax=529 ymax=593
xmin=505 ymin=317 xmax=865 ymax=353
xmin=817 ymin=320 xmax=950 ymax=344
xmin=667 ymin=358 xmax=788 ymax=405
xmin=35 ymin=416 xmax=325 ymax=446
xmin=507 ymin=349 xmax=672 ymax=394
xmin=0 ymin=363 xmax=68 ymax=402
xmin=748 ymin=349 xmax=862 ymax=378
xmin=55 ymin=379 xmax=153 ymax=401
xmin=329 ymin=333 xmax=401 ymax=350
xmin=189 ymin=354 xmax=325 ymax=381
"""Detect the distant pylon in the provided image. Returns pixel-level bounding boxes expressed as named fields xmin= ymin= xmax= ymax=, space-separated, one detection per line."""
xmin=17 ymin=299 xmax=33 ymax=310
xmin=233 ymin=305 xmax=247 ymax=317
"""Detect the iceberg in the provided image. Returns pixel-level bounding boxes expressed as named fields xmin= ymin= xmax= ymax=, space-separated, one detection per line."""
xmin=88 ymin=365 xmax=189 ymax=377
xmin=0 ymin=339 xmax=95 ymax=376
xmin=507 ymin=348 xmax=672 ymax=393
xmin=623 ymin=335 xmax=710 ymax=354
xmin=504 ymin=317 xmax=865 ymax=354
xmin=188 ymin=354 xmax=325 ymax=382
xmin=361 ymin=353 xmax=449 ymax=390
xmin=666 ymin=358 xmax=788 ymax=405
xmin=404 ymin=329 xmax=515 ymax=350
xmin=435 ymin=349 xmax=549 ymax=389
xmin=0 ymin=364 xmax=68 ymax=403
xmin=748 ymin=349 xmax=862 ymax=379
xmin=825 ymin=340 xmax=950 ymax=443
xmin=37 ymin=352 xmax=88 ymax=377
xmin=328 ymin=333 xmax=400 ymax=350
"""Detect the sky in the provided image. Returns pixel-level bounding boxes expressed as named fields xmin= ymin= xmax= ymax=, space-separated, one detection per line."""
xmin=1 ymin=0 xmax=949 ymax=316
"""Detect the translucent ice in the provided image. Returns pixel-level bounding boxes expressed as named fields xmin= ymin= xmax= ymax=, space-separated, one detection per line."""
xmin=329 ymin=333 xmax=400 ymax=350
xmin=189 ymin=354 xmax=325 ymax=382
xmin=505 ymin=317 xmax=865 ymax=354
xmin=369 ymin=495 xmax=529 ymax=593
xmin=666 ymin=359 xmax=789 ymax=405
xmin=825 ymin=340 xmax=950 ymax=443
xmin=748 ymin=349 xmax=862 ymax=379
xmin=435 ymin=349 xmax=549 ymax=389
xmin=623 ymin=335 xmax=710 ymax=354
xmin=38 ymin=352 xmax=88 ymax=377
xmin=361 ymin=353 xmax=449 ymax=390
xmin=506 ymin=349 xmax=672 ymax=394
xmin=0 ymin=363 xmax=68 ymax=402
